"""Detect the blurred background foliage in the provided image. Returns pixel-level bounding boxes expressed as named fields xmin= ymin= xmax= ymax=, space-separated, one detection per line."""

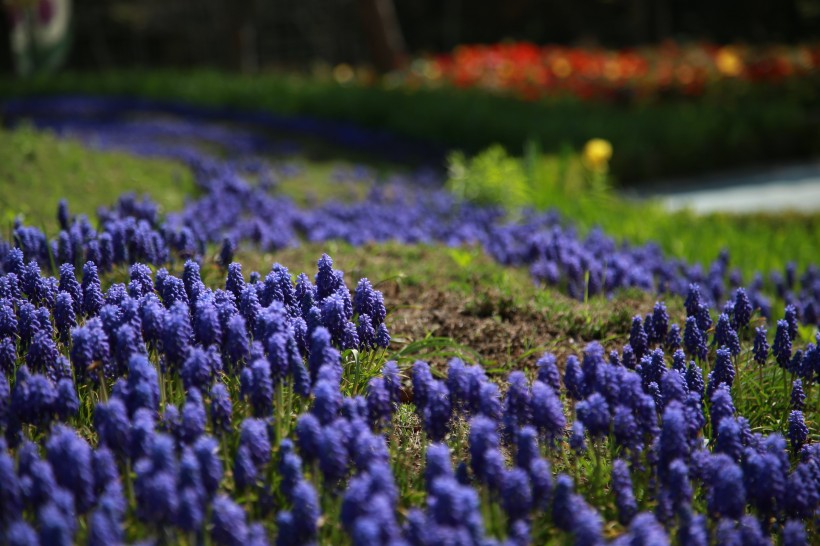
xmin=2 ymin=0 xmax=820 ymax=187
xmin=2 ymin=0 xmax=820 ymax=74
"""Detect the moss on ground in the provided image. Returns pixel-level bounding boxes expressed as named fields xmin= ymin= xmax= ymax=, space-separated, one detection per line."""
xmin=0 ymin=125 xmax=196 ymax=234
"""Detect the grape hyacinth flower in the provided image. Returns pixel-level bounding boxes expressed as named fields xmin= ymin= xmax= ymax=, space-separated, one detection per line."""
xmin=612 ymin=405 xmax=640 ymax=453
xmin=733 ymin=288 xmax=753 ymax=329
xmin=571 ymin=499 xmax=604 ymax=546
xmin=211 ymin=494 xmax=248 ymax=546
xmin=576 ymin=393 xmax=610 ymax=438
xmin=501 ymin=468 xmax=533 ymax=524
xmin=295 ymin=413 xmax=322 ymax=464
xmin=224 ymin=314 xmax=250 ymax=368
xmin=709 ymin=384 xmax=735 ymax=433
xmin=478 ymin=381 xmax=502 ymax=421
xmin=423 ymin=380 xmax=452 ymax=442
xmin=94 ymin=398 xmax=131 ymax=458
xmin=773 ymin=320 xmax=792 ymax=369
xmin=375 ymin=323 xmax=390 ymax=349
xmin=218 ymin=238 xmax=235 ymax=268
xmin=684 ymin=284 xmax=702 ymax=317
xmin=210 ymin=382 xmax=233 ymax=433
xmin=239 ymin=418 xmax=271 ymax=469
xmin=308 ymin=327 xmax=341 ymax=385
xmin=715 ymin=418 xmax=743 ymax=462
xmin=319 ymin=425 xmax=349 ymax=486
xmin=685 ymin=362 xmax=704 ymax=398
xmin=291 ymin=479 xmax=320 ymax=544
xmin=665 ymin=325 xmax=681 ymax=352
xmin=180 ymin=389 xmax=207 ymax=444
xmin=707 ymin=454 xmax=746 ymax=520
xmin=696 ymin=304 xmax=713 ymax=333
xmin=630 ymin=316 xmax=648 ymax=361
xmin=710 ymin=347 xmax=735 ymax=393
xmin=791 ymin=379 xmax=806 ymax=411
xmin=564 ymin=356 xmax=585 ymax=401
xmin=785 ymin=304 xmax=799 ymax=341
xmin=788 ymin=411 xmax=809 ymax=453
xmin=611 ymin=459 xmax=637 ymax=525
xmin=315 ymin=254 xmax=342 ymax=301
xmin=714 ymin=314 xmax=740 ymax=357
xmin=531 ymin=380 xmax=566 ymax=446
xmin=743 ymin=449 xmax=786 ymax=522
xmin=353 ymin=278 xmax=386 ymax=326
xmin=366 ymin=376 xmax=392 ymax=428
xmin=381 ymin=361 xmax=401 ymax=404
xmin=194 ymin=296 xmax=223 ymax=347
xmin=128 ymin=263 xmax=154 ymax=299
xmin=81 ymin=261 xmax=104 ymax=317
xmin=45 ymin=425 xmax=95 ymax=513
xmin=247 ymin=359 xmax=274 ymax=417
xmin=652 ymin=302 xmax=669 ymax=344
xmin=684 ymin=316 xmax=706 ymax=361
xmin=225 ymin=263 xmax=246 ymax=300
xmin=570 ymin=421 xmax=587 ymax=453
xmin=658 ymin=402 xmax=689 ymax=479
xmin=622 ymin=344 xmax=636 ymax=369
xmin=162 ymin=301 xmax=193 ymax=370
xmin=54 ymin=292 xmax=76 ymax=344
xmin=515 ymin=426 xmax=540 ymax=470
xmin=312 ymin=378 xmax=342 ymax=425
xmin=753 ymin=326 xmax=769 ymax=367
xmin=665 ymin=459 xmax=693 ymax=511
xmin=783 ymin=520 xmax=808 ymax=546
xmin=536 ymin=352 xmax=561 ymax=392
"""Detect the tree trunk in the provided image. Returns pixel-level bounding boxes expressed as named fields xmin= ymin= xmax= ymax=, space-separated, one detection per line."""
xmin=357 ymin=0 xmax=406 ymax=72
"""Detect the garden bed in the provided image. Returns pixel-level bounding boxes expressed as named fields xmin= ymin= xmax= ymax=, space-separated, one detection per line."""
xmin=3 ymin=69 xmax=820 ymax=185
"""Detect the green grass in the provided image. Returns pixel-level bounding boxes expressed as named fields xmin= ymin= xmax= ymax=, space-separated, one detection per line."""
xmin=0 ymin=124 xmax=402 ymax=235
xmin=0 ymin=125 xmax=196 ymax=234
xmin=273 ymin=157 xmax=403 ymax=206
xmin=181 ymin=241 xmax=672 ymax=371
xmin=448 ymin=144 xmax=820 ymax=280
xmin=2 ymin=70 xmax=819 ymax=184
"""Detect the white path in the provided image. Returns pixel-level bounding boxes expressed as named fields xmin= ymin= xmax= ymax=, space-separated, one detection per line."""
xmin=635 ymin=160 xmax=820 ymax=214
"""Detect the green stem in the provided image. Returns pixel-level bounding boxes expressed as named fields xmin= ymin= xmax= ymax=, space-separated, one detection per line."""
xmin=98 ymin=369 xmax=108 ymax=402
xmin=591 ymin=442 xmax=602 ymax=504
xmin=159 ymin=366 xmax=167 ymax=410
xmin=285 ymin=384 xmax=294 ymax=438
xmin=353 ymin=351 xmax=361 ymax=396
xmin=481 ymin=486 xmax=499 ymax=538
xmin=275 ymin=383 xmax=284 ymax=446
xmin=784 ymin=369 xmax=791 ymax=424
xmin=125 ymin=459 xmax=135 ymax=511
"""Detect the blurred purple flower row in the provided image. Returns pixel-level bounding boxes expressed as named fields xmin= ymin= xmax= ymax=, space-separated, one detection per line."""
xmin=1 ymin=96 xmax=446 ymax=166
xmin=3 ymin=98 xmax=819 ymax=327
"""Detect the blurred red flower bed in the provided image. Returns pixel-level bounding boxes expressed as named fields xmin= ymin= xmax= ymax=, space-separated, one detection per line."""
xmin=393 ymin=42 xmax=820 ymax=102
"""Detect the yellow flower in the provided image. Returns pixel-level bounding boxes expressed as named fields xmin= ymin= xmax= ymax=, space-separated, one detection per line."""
xmin=583 ymin=138 xmax=613 ymax=172
xmin=716 ymin=47 xmax=744 ymax=77
xmin=333 ymin=64 xmax=355 ymax=85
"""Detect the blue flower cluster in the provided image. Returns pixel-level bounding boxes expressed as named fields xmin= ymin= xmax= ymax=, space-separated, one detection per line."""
xmin=0 ymin=95 xmax=818 ymax=544
xmin=0 ymin=239 xmax=817 ymax=544
xmin=0 ymin=252 xmax=391 ymax=544
xmin=397 ymin=308 xmax=819 ymax=545
xmin=2 ymin=96 xmax=819 ymax=327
